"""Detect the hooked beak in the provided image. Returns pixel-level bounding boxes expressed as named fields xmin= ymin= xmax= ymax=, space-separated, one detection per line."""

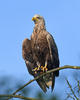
xmin=32 ymin=17 xmax=38 ymax=21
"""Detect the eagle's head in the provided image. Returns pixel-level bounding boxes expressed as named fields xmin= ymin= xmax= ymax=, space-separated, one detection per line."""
xmin=32 ymin=14 xmax=45 ymax=25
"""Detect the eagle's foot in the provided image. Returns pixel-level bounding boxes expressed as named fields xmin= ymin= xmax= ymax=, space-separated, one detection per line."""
xmin=42 ymin=64 xmax=48 ymax=72
xmin=32 ymin=65 xmax=41 ymax=74
xmin=32 ymin=67 xmax=37 ymax=74
xmin=39 ymin=65 xmax=48 ymax=72
xmin=32 ymin=64 xmax=48 ymax=74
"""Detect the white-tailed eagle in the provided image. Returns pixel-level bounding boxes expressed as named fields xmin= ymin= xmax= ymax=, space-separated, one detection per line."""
xmin=22 ymin=14 xmax=59 ymax=92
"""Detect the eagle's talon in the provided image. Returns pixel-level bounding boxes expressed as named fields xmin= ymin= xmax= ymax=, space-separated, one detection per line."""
xmin=40 ymin=65 xmax=48 ymax=72
xmin=32 ymin=65 xmax=41 ymax=72
xmin=44 ymin=67 xmax=48 ymax=72
xmin=34 ymin=71 xmax=37 ymax=74
xmin=32 ymin=67 xmax=38 ymax=71
xmin=37 ymin=65 xmax=41 ymax=70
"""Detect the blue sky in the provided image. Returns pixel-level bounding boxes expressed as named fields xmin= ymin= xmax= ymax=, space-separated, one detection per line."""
xmin=0 ymin=0 xmax=80 ymax=99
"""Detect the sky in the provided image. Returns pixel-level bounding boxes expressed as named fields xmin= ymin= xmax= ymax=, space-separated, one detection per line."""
xmin=0 ymin=0 xmax=80 ymax=99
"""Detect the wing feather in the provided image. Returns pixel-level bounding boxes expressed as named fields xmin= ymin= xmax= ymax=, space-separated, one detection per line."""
xmin=22 ymin=38 xmax=48 ymax=92
xmin=46 ymin=33 xmax=59 ymax=90
xmin=22 ymin=38 xmax=35 ymax=75
xmin=46 ymin=33 xmax=59 ymax=69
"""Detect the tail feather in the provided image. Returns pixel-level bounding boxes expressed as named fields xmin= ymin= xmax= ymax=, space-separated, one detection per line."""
xmin=51 ymin=73 xmax=55 ymax=91
xmin=36 ymin=78 xmax=47 ymax=92
xmin=46 ymin=80 xmax=52 ymax=87
xmin=35 ymin=73 xmax=55 ymax=92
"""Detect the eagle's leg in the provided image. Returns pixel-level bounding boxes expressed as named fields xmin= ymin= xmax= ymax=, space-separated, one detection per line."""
xmin=41 ymin=61 xmax=48 ymax=72
xmin=44 ymin=61 xmax=48 ymax=71
xmin=42 ymin=54 xmax=49 ymax=72
xmin=37 ymin=61 xmax=41 ymax=70
xmin=32 ymin=61 xmax=40 ymax=73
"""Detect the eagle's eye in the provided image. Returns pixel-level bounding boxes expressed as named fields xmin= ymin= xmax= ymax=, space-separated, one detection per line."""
xmin=37 ymin=17 xmax=41 ymax=19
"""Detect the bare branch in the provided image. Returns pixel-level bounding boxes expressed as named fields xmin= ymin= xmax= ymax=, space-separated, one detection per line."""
xmin=12 ymin=65 xmax=80 ymax=95
xmin=0 ymin=94 xmax=38 ymax=100
xmin=1 ymin=65 xmax=80 ymax=100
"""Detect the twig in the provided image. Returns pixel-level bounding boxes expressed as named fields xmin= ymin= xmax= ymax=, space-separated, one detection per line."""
xmin=66 ymin=79 xmax=79 ymax=100
xmin=66 ymin=93 xmax=75 ymax=100
xmin=0 ymin=94 xmax=38 ymax=100
xmin=77 ymin=80 xmax=80 ymax=92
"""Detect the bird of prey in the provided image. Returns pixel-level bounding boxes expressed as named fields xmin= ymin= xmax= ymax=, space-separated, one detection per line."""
xmin=22 ymin=14 xmax=59 ymax=92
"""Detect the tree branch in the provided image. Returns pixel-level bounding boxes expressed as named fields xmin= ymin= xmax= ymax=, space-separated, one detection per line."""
xmin=1 ymin=65 xmax=80 ymax=100
xmin=12 ymin=65 xmax=80 ymax=95
xmin=0 ymin=94 xmax=38 ymax=100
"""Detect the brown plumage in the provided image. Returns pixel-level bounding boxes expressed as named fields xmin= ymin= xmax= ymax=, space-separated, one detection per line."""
xmin=22 ymin=14 xmax=59 ymax=92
